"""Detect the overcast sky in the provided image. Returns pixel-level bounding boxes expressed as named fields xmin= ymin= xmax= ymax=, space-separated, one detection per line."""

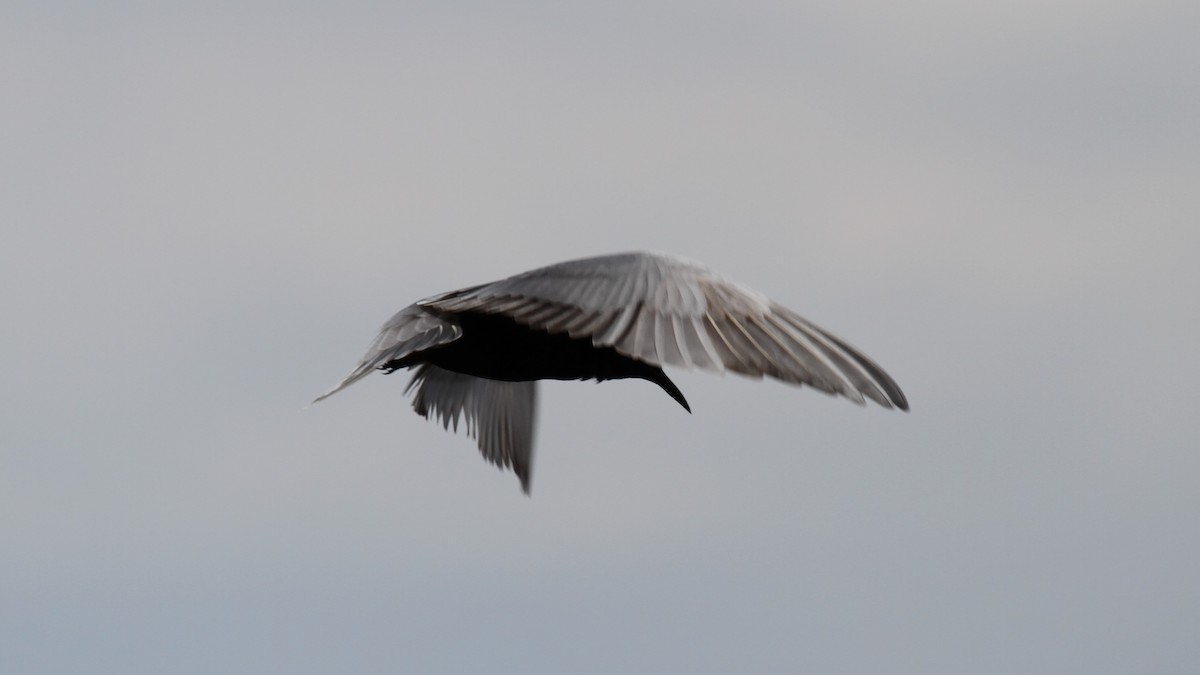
xmin=3 ymin=1 xmax=1198 ymax=673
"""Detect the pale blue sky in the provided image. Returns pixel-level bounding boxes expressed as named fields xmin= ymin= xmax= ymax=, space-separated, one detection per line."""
xmin=3 ymin=1 xmax=1198 ymax=673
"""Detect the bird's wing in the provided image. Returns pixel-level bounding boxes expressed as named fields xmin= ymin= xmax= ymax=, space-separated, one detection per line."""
xmin=405 ymin=364 xmax=538 ymax=494
xmin=425 ymin=252 xmax=907 ymax=410
xmin=313 ymin=304 xmax=461 ymax=403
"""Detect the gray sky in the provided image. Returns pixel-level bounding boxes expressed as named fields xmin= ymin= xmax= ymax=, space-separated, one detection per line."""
xmin=3 ymin=1 xmax=1198 ymax=673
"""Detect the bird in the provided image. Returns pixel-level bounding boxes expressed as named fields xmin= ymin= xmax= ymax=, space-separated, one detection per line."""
xmin=315 ymin=251 xmax=907 ymax=494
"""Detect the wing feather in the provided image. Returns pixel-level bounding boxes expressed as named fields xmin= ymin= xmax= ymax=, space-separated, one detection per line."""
xmin=406 ymin=364 xmax=539 ymax=493
xmin=597 ymin=304 xmax=637 ymax=345
xmin=654 ymin=310 xmax=685 ymax=368
xmin=313 ymin=305 xmax=460 ymax=403
xmin=677 ymin=316 xmax=722 ymax=371
xmin=776 ymin=310 xmax=906 ymax=409
xmin=723 ymin=312 xmax=776 ymax=376
xmin=562 ymin=307 xmax=607 ymax=337
xmin=627 ymin=303 xmax=659 ymax=364
xmin=753 ymin=314 xmax=857 ymax=399
xmin=670 ymin=315 xmax=694 ymax=369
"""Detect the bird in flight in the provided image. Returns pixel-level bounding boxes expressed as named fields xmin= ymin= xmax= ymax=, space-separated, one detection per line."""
xmin=315 ymin=251 xmax=907 ymax=493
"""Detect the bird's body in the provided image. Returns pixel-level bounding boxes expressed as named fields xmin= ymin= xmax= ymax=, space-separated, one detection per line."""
xmin=383 ymin=310 xmax=692 ymax=410
xmin=316 ymin=251 xmax=907 ymax=493
xmin=392 ymin=311 xmax=658 ymax=386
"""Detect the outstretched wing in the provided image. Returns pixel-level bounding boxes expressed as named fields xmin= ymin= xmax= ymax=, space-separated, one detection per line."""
xmin=405 ymin=364 xmax=539 ymax=494
xmin=313 ymin=304 xmax=461 ymax=403
xmin=425 ymin=252 xmax=907 ymax=410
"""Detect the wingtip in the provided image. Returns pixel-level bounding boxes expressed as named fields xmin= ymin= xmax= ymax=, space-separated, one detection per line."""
xmin=310 ymin=386 xmax=341 ymax=405
xmin=311 ymin=366 xmax=376 ymax=405
xmin=882 ymin=383 xmax=909 ymax=412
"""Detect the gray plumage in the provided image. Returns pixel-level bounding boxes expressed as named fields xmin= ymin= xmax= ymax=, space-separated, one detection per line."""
xmin=315 ymin=251 xmax=907 ymax=493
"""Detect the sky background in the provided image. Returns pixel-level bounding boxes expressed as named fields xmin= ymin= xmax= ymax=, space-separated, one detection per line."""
xmin=3 ymin=1 xmax=1198 ymax=673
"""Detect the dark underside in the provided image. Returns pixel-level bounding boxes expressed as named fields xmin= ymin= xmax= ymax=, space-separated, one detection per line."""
xmin=384 ymin=310 xmax=690 ymax=411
